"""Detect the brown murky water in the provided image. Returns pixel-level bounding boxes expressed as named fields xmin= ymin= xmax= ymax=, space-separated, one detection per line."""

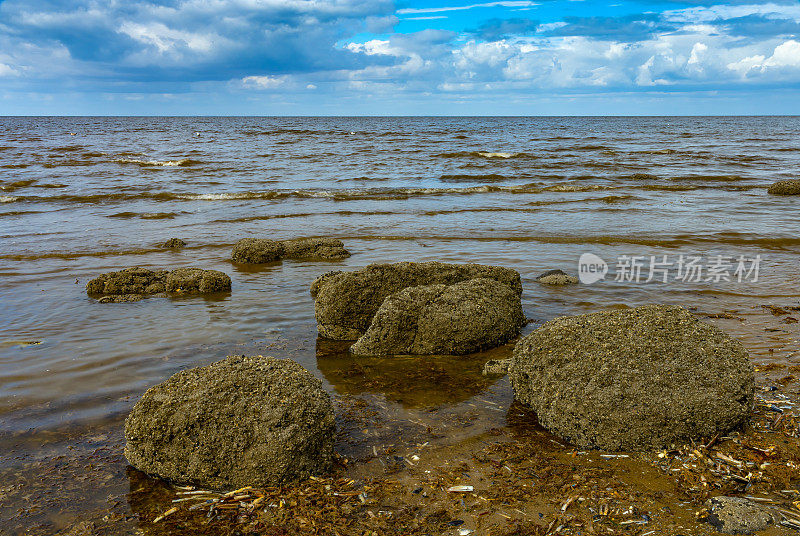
xmin=1 ymin=117 xmax=800 ymax=534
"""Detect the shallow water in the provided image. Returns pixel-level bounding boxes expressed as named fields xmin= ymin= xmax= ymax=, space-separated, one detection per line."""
xmin=1 ymin=116 xmax=800 ymax=533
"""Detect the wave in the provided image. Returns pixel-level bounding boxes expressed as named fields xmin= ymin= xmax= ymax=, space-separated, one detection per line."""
xmin=115 ymin=158 xmax=200 ymax=167
xmin=0 ymin=164 xmax=29 ymax=169
xmin=1 ymin=180 xmax=37 ymax=192
xmin=0 ymin=196 xmax=18 ymax=203
xmin=108 ymin=211 xmax=179 ymax=219
xmin=436 ymin=151 xmax=533 ymax=159
xmin=439 ymin=173 xmax=508 ymax=183
xmin=338 ymin=232 xmax=800 ymax=250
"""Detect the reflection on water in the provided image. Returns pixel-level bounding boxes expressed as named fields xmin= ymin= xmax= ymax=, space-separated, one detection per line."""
xmin=316 ymin=337 xmax=506 ymax=407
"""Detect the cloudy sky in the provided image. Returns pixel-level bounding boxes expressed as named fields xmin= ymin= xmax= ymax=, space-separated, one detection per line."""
xmin=1 ymin=0 xmax=799 ymax=114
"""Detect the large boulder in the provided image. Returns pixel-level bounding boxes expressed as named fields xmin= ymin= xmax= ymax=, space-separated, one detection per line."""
xmin=311 ymin=262 xmax=523 ymax=340
xmin=767 ymin=179 xmax=800 ymax=195
xmin=351 ymin=278 xmax=525 ymax=356
xmin=86 ymin=267 xmax=230 ymax=300
xmin=510 ymin=305 xmax=754 ymax=451
xmin=231 ymin=237 xmax=350 ymax=264
xmin=124 ymin=355 xmax=335 ymax=489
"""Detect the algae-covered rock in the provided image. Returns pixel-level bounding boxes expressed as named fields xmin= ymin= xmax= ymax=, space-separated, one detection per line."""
xmin=767 ymin=179 xmax=800 ymax=195
xmin=86 ymin=267 xmax=168 ymax=296
xmin=535 ymin=269 xmax=579 ymax=285
xmin=312 ymin=261 xmax=523 ymax=340
xmin=282 ymin=237 xmax=350 ymax=260
xmin=231 ymin=237 xmax=350 ymax=264
xmin=124 ymin=355 xmax=335 ymax=489
xmin=701 ymin=496 xmax=777 ymax=534
xmin=351 ymin=278 xmax=525 ymax=356
xmin=510 ymin=304 xmax=754 ymax=451
xmin=166 ymin=268 xmax=231 ymax=293
xmin=162 ymin=238 xmax=186 ymax=248
xmin=231 ymin=238 xmax=284 ymax=263
xmin=86 ymin=266 xmax=230 ymax=300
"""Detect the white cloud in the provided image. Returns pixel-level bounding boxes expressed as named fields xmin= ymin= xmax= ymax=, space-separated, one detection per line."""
xmin=397 ymin=2 xmax=537 ymax=15
xmin=241 ymin=75 xmax=291 ymax=89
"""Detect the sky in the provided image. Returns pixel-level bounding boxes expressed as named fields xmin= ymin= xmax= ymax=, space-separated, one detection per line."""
xmin=1 ymin=0 xmax=800 ymax=115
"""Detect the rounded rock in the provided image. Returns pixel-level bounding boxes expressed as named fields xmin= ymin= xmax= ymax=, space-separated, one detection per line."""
xmin=351 ymin=278 xmax=526 ymax=356
xmin=767 ymin=179 xmax=800 ymax=195
xmin=124 ymin=355 xmax=336 ymax=489
xmin=510 ymin=304 xmax=754 ymax=451
xmin=535 ymin=269 xmax=579 ymax=285
xmin=162 ymin=238 xmax=187 ymax=248
xmin=312 ymin=261 xmax=523 ymax=340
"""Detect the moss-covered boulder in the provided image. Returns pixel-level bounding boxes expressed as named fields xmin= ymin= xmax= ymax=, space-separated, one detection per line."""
xmin=231 ymin=238 xmax=284 ymax=263
xmin=767 ymin=179 xmax=800 ymax=195
xmin=86 ymin=267 xmax=230 ymax=300
xmin=124 ymin=355 xmax=335 ymax=489
xmin=510 ymin=304 xmax=754 ymax=451
xmin=351 ymin=278 xmax=525 ymax=356
xmin=231 ymin=237 xmax=350 ymax=264
xmin=312 ymin=262 xmax=523 ymax=340
xmin=86 ymin=267 xmax=168 ymax=296
xmin=282 ymin=237 xmax=350 ymax=260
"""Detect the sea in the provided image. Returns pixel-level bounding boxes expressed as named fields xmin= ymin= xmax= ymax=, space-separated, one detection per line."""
xmin=1 ymin=116 xmax=799 ymax=534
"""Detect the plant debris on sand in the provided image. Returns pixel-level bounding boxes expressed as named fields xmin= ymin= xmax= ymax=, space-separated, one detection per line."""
xmin=137 ymin=391 xmax=800 ymax=536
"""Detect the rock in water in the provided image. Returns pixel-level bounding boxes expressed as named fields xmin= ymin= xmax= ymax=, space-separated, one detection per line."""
xmin=162 ymin=238 xmax=186 ymax=248
xmin=231 ymin=237 xmax=350 ymax=264
xmin=312 ymin=261 xmax=523 ymax=340
xmin=231 ymin=238 xmax=284 ymax=263
xmin=282 ymin=237 xmax=350 ymax=260
xmin=86 ymin=267 xmax=230 ymax=299
xmin=166 ymin=268 xmax=232 ymax=293
xmin=701 ymin=496 xmax=777 ymax=534
xmin=510 ymin=304 xmax=754 ymax=451
xmin=351 ymin=278 xmax=525 ymax=356
xmin=767 ymin=179 xmax=800 ymax=195
xmin=124 ymin=355 xmax=335 ymax=489
xmin=86 ymin=267 xmax=168 ymax=296
xmin=535 ymin=269 xmax=579 ymax=285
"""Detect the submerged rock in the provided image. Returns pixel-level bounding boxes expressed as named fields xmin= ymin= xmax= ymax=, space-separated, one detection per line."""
xmin=162 ymin=238 xmax=186 ymax=248
xmin=86 ymin=266 xmax=230 ymax=300
xmin=124 ymin=355 xmax=335 ymax=489
xmin=351 ymin=278 xmax=525 ymax=356
xmin=97 ymin=294 xmax=145 ymax=303
xmin=700 ymin=496 xmax=777 ymax=534
xmin=510 ymin=304 xmax=754 ymax=451
xmin=535 ymin=269 xmax=579 ymax=285
xmin=312 ymin=261 xmax=523 ymax=340
xmin=767 ymin=179 xmax=800 ymax=195
xmin=231 ymin=237 xmax=350 ymax=264
xmin=483 ymin=358 xmax=512 ymax=375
